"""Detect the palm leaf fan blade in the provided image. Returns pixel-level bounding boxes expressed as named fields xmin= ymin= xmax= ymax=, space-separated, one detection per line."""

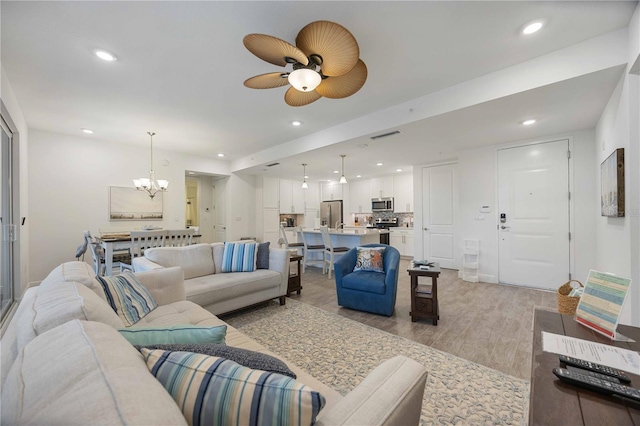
xmin=243 ymin=34 xmax=308 ymax=67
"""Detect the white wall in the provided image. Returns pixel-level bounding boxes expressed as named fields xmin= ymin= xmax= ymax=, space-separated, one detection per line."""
xmin=1 ymin=67 xmax=30 ymax=294
xmin=27 ymin=130 xmax=246 ymax=283
xmin=449 ymin=129 xmax=597 ymax=285
xmin=595 ymin=3 xmax=640 ymax=326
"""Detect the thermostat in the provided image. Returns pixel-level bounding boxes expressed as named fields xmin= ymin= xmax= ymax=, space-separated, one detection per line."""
xmin=479 ymin=205 xmax=491 ymax=213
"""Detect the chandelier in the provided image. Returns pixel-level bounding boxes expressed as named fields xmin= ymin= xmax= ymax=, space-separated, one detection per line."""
xmin=133 ymin=132 xmax=168 ymax=199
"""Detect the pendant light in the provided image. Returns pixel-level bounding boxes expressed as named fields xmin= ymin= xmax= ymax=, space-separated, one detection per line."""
xmin=301 ymin=163 xmax=309 ymax=189
xmin=339 ymin=155 xmax=347 ymax=184
xmin=133 ymin=132 xmax=169 ymax=199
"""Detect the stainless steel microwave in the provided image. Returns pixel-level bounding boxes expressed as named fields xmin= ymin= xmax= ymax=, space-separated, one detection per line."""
xmin=372 ymin=197 xmax=394 ymax=212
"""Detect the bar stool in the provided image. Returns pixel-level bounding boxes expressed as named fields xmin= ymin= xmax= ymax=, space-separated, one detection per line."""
xmin=279 ymin=224 xmax=304 ymax=255
xmin=298 ymin=228 xmax=325 ymax=273
xmin=320 ymin=225 xmax=349 ymax=279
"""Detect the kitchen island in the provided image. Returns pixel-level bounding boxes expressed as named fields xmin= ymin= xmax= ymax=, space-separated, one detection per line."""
xmin=301 ymin=227 xmax=388 ymax=247
xmin=299 ymin=228 xmax=389 ymax=268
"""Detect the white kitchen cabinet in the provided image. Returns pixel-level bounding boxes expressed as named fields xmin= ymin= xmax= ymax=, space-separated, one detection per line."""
xmin=371 ymin=176 xmax=393 ymax=198
xmin=291 ymin=180 xmax=306 ymax=213
xmin=321 ymin=181 xmax=344 ymax=201
xmin=263 ymin=177 xmax=280 ymax=209
xmin=305 ymin=182 xmax=320 ymax=211
xmin=279 ymin=179 xmax=292 ymax=213
xmin=389 ymin=228 xmax=414 ymax=256
xmin=279 ymin=179 xmax=305 ymax=214
xmin=263 ymin=208 xmax=280 ymax=246
xmin=393 ymin=173 xmax=414 ymax=212
xmin=280 ymin=179 xmax=305 ymax=213
xmin=349 ymin=179 xmax=372 ymax=213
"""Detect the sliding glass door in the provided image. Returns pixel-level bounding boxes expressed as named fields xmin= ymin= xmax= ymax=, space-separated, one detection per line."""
xmin=0 ymin=119 xmax=13 ymax=320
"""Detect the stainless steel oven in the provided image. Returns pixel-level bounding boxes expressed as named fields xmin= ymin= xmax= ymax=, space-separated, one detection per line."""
xmin=371 ymin=197 xmax=394 ymax=212
xmin=374 ymin=217 xmax=399 ymax=245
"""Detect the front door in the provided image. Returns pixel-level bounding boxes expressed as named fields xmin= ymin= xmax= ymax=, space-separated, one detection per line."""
xmin=497 ymin=139 xmax=570 ymax=289
xmin=422 ymin=163 xmax=458 ymax=269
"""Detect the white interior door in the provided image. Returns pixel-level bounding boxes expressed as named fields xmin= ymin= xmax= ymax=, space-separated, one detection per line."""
xmin=213 ymin=178 xmax=227 ymax=242
xmin=498 ymin=140 xmax=570 ymax=289
xmin=422 ymin=164 xmax=458 ymax=269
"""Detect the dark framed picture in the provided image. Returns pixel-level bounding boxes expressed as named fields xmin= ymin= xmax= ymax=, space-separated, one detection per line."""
xmin=600 ymin=148 xmax=625 ymax=217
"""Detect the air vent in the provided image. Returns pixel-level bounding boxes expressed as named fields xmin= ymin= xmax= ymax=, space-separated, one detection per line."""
xmin=370 ymin=130 xmax=401 ymax=140
xmin=266 ymin=162 xmax=280 ymax=167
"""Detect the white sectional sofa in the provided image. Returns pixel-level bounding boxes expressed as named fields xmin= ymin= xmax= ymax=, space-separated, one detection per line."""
xmin=0 ymin=261 xmax=429 ymax=425
xmin=133 ymin=242 xmax=289 ymax=315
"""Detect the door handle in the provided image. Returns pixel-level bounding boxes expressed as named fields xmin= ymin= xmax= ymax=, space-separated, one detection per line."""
xmin=500 ymin=225 xmax=510 ymax=230
xmin=423 ymin=227 xmax=429 ymax=231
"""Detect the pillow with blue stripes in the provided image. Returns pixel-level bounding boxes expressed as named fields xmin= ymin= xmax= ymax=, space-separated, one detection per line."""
xmin=118 ymin=324 xmax=227 ymax=346
xmin=96 ymin=272 xmax=157 ymax=326
xmin=140 ymin=348 xmax=325 ymax=426
xmin=221 ymin=241 xmax=258 ymax=272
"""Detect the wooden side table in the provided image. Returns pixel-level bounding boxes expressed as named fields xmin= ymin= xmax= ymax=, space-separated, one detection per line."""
xmin=407 ymin=262 xmax=441 ymax=325
xmin=287 ymin=254 xmax=303 ymax=296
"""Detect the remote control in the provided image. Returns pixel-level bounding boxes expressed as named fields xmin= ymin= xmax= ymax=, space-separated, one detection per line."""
xmin=553 ymin=368 xmax=640 ymax=402
xmin=559 ymin=355 xmax=631 ymax=383
xmin=566 ymin=365 xmax=620 ymax=383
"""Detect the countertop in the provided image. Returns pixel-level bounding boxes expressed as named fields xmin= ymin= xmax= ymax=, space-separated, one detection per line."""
xmin=301 ymin=228 xmax=389 ymax=235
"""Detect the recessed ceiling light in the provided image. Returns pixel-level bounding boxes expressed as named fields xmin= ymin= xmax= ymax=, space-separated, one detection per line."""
xmin=522 ymin=21 xmax=543 ymax=35
xmin=304 ymin=175 xmax=309 ymax=179
xmin=522 ymin=119 xmax=537 ymax=126
xmin=396 ymin=168 xmax=403 ymax=172
xmin=217 ymin=153 xmax=225 ymax=157
xmin=333 ymin=170 xmax=339 ymax=174
xmin=376 ymin=162 xmax=383 ymax=166
xmin=82 ymin=128 xmax=94 ymax=134
xmin=94 ymin=49 xmax=117 ymax=61
xmin=188 ymin=172 xmax=195 ymax=175
xmin=356 ymin=175 xmax=362 ymax=178
xmin=292 ymin=121 xmax=302 ymax=126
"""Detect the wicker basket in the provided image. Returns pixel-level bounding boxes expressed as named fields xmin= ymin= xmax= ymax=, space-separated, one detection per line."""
xmin=557 ymin=280 xmax=583 ymax=315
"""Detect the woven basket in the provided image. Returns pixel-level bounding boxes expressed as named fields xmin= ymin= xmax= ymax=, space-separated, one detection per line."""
xmin=557 ymin=280 xmax=583 ymax=315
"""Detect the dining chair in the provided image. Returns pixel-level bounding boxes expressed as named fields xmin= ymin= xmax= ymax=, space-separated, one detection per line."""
xmin=320 ymin=225 xmax=349 ymax=279
xmin=84 ymin=231 xmax=131 ymax=275
xmin=121 ymin=229 xmax=167 ymax=271
xmin=298 ymin=228 xmax=325 ymax=274
xmin=166 ymin=228 xmax=195 ymax=247
xmin=279 ymin=224 xmax=304 ymax=255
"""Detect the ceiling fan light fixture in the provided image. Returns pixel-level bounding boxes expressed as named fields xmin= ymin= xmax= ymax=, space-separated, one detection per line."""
xmin=288 ymin=68 xmax=321 ymax=92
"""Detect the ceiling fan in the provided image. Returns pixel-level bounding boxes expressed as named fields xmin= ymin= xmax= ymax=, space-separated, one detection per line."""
xmin=243 ymin=20 xmax=367 ymax=107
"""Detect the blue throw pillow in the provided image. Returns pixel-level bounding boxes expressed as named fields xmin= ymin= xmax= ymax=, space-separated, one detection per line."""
xmin=118 ymin=324 xmax=227 ymax=346
xmin=221 ymin=242 xmax=258 ymax=272
xmin=96 ymin=272 xmax=158 ymax=326
xmin=141 ymin=348 xmax=325 ymax=426
xmin=136 ymin=343 xmax=296 ymax=378
xmin=256 ymin=241 xmax=270 ymax=269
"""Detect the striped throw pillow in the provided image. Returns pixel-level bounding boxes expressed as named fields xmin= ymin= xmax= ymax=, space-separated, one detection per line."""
xmin=141 ymin=349 xmax=325 ymax=426
xmin=97 ymin=273 xmax=158 ymax=326
xmin=221 ymin=242 xmax=258 ymax=272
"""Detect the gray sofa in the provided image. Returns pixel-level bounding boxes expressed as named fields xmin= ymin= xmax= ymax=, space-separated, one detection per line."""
xmin=133 ymin=242 xmax=289 ymax=315
xmin=1 ymin=261 xmax=429 ymax=425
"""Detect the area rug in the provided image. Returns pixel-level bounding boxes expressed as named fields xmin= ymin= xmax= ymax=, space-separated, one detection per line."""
xmin=222 ymin=299 xmax=529 ymax=425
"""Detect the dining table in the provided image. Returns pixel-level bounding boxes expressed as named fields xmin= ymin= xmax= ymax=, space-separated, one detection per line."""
xmin=97 ymin=232 xmax=201 ymax=276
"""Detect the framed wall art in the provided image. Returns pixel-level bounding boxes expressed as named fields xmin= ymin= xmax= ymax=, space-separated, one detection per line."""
xmin=109 ymin=186 xmax=163 ymax=220
xmin=600 ymin=148 xmax=625 ymax=217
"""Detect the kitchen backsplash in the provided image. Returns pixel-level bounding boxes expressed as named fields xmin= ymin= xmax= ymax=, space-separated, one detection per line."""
xmin=353 ymin=212 xmax=414 ymax=227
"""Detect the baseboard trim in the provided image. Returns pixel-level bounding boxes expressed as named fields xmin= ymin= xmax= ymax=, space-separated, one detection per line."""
xmin=457 ymin=270 xmax=497 ymax=284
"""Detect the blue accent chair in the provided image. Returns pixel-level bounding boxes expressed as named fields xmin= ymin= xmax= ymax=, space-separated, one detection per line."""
xmin=334 ymin=244 xmax=400 ymax=316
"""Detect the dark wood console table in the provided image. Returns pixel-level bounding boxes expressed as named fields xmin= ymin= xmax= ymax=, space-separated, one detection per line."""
xmin=530 ymin=309 xmax=640 ymax=425
xmin=287 ymin=254 xmax=303 ymax=296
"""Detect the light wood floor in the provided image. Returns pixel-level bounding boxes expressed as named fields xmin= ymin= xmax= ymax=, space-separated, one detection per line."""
xmin=288 ymin=259 xmax=558 ymax=380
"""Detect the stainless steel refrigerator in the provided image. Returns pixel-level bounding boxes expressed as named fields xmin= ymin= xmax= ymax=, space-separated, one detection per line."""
xmin=320 ymin=200 xmax=343 ymax=228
